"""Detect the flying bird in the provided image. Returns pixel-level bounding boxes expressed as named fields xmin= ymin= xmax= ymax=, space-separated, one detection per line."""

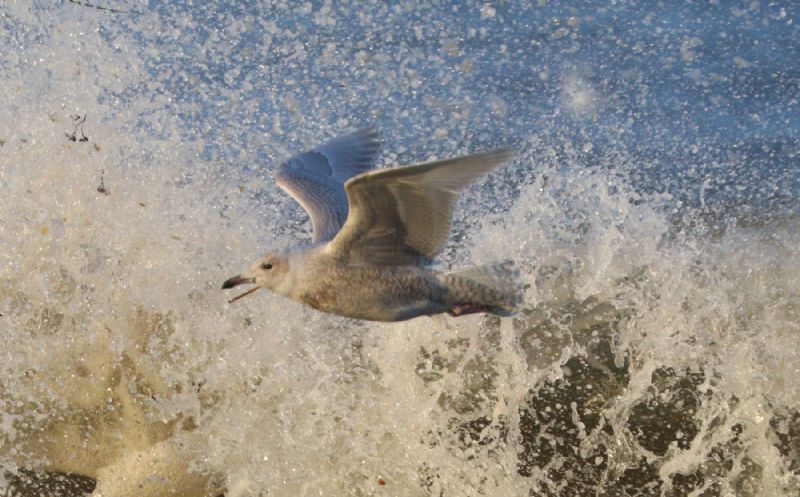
xmin=222 ymin=129 xmax=521 ymax=321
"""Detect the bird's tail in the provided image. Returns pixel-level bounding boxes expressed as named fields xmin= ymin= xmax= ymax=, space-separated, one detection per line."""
xmin=439 ymin=260 xmax=522 ymax=317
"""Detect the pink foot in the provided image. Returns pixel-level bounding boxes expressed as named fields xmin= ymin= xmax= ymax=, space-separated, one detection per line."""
xmin=447 ymin=304 xmax=490 ymax=317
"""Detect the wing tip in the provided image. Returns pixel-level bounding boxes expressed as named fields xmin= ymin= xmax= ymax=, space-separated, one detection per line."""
xmin=352 ymin=126 xmax=382 ymax=151
xmin=353 ymin=126 xmax=380 ymax=137
xmin=326 ymin=126 xmax=382 ymax=162
xmin=480 ymin=146 xmax=519 ymax=164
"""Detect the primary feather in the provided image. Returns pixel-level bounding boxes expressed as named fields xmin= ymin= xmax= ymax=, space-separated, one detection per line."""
xmin=328 ymin=149 xmax=517 ymax=265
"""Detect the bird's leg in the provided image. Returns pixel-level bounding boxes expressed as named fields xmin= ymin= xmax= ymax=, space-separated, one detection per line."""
xmin=447 ymin=304 xmax=491 ymax=317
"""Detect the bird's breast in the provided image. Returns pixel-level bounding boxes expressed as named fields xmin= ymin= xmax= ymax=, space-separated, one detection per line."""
xmin=294 ymin=263 xmax=439 ymax=317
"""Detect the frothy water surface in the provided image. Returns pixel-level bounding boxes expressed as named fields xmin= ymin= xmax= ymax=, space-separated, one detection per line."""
xmin=1 ymin=2 xmax=798 ymax=496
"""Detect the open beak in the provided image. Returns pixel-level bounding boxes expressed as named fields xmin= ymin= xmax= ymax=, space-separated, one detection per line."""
xmin=221 ymin=275 xmax=255 ymax=289
xmin=222 ymin=275 xmax=259 ymax=303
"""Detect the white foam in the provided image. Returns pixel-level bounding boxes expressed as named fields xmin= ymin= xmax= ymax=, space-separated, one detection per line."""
xmin=1 ymin=4 xmax=798 ymax=497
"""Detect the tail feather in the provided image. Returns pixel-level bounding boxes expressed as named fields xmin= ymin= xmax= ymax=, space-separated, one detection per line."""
xmin=441 ymin=260 xmax=522 ymax=316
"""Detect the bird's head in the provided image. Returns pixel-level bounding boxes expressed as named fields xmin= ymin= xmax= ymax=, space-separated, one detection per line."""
xmin=222 ymin=251 xmax=291 ymax=302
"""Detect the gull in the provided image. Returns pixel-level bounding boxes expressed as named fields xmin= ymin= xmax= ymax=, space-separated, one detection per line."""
xmin=222 ymin=129 xmax=521 ymax=321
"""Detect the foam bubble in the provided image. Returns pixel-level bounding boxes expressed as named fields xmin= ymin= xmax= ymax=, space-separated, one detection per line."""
xmin=1 ymin=3 xmax=798 ymax=497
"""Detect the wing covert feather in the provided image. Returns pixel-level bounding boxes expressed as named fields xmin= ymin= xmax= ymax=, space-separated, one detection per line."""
xmin=329 ymin=148 xmax=516 ymax=265
xmin=275 ymin=129 xmax=380 ymax=242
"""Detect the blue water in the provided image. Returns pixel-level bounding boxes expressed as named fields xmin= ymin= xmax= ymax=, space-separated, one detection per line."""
xmin=134 ymin=0 xmax=799 ymax=215
xmin=1 ymin=1 xmax=798 ymax=496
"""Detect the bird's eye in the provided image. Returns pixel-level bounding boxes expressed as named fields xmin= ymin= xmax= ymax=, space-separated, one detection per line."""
xmin=261 ymin=263 xmax=273 ymax=270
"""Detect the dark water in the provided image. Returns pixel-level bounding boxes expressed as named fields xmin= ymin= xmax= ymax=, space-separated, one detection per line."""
xmin=1 ymin=1 xmax=798 ymax=496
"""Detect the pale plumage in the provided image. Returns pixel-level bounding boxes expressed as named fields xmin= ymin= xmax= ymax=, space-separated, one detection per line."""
xmin=274 ymin=128 xmax=381 ymax=243
xmin=223 ymin=129 xmax=521 ymax=321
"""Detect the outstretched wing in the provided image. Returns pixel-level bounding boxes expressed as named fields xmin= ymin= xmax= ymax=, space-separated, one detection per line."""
xmin=275 ymin=128 xmax=381 ymax=242
xmin=327 ymin=149 xmax=516 ymax=265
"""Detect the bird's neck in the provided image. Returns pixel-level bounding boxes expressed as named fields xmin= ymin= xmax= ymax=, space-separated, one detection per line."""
xmin=273 ymin=247 xmax=315 ymax=299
